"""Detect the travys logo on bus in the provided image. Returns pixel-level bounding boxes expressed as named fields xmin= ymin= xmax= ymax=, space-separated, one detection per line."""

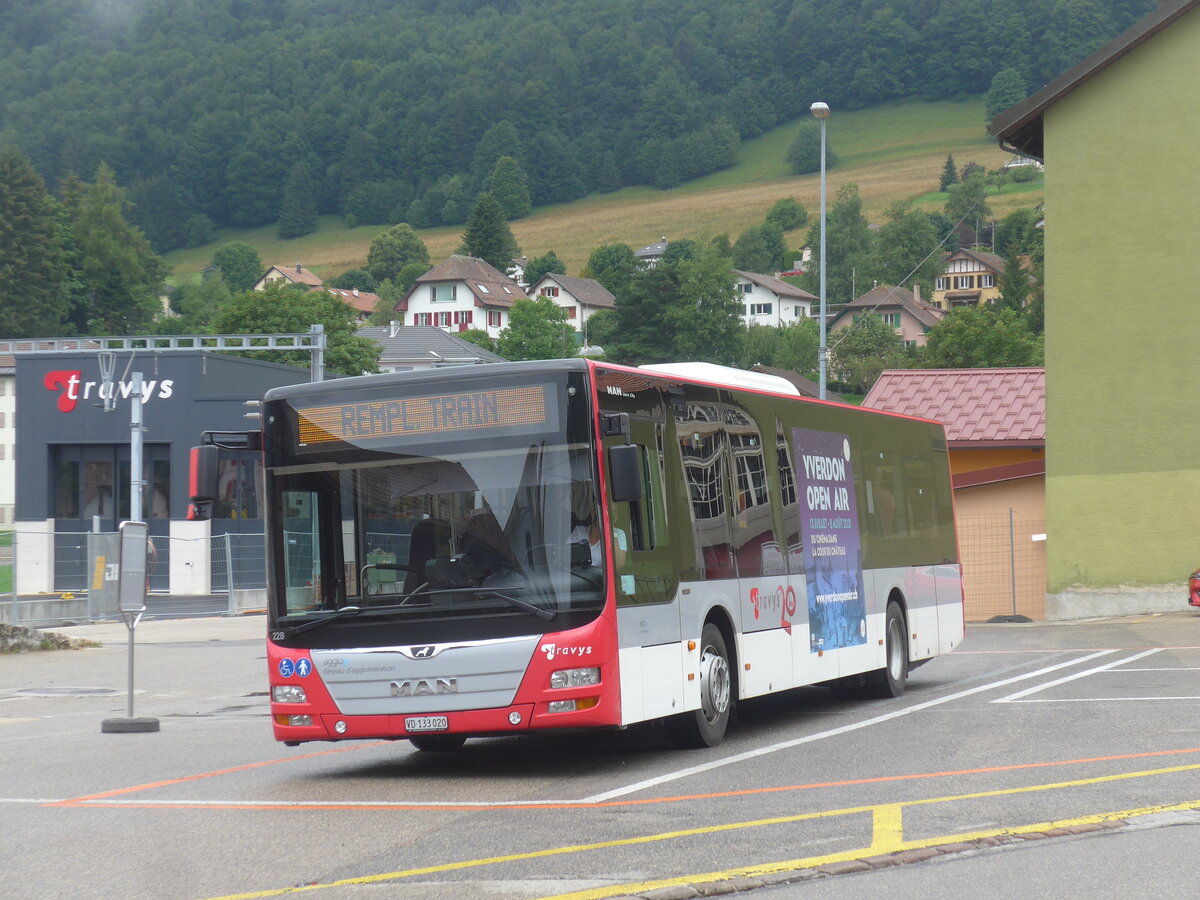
xmin=541 ymin=643 xmax=593 ymax=661
xmin=749 ymin=585 xmax=798 ymax=635
xmin=43 ymin=370 xmax=175 ymax=413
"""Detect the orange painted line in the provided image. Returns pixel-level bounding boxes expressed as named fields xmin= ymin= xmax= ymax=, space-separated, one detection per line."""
xmin=55 ymin=746 xmax=1200 ymax=812
xmin=49 ymin=742 xmax=386 ymax=807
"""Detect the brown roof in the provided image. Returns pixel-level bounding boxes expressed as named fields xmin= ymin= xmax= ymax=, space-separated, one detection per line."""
xmin=534 ymin=274 xmax=616 ymax=309
xmin=830 ymin=284 xmax=944 ymax=330
xmin=990 ymin=0 xmax=1200 ymax=159
xmin=310 ymin=286 xmax=379 ymax=315
xmin=862 ymin=367 xmax=1045 ymax=446
xmin=265 ymin=264 xmax=324 ymax=287
xmin=945 ymin=248 xmax=1005 ymax=274
xmin=735 ymin=270 xmax=817 ymax=301
xmin=403 ymin=255 xmax=526 ymax=310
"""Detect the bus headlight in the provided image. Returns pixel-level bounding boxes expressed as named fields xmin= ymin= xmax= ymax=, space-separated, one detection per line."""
xmin=273 ymin=685 xmax=307 ymax=703
xmin=550 ymin=667 xmax=600 ymax=689
xmin=548 ymin=697 xmax=599 ymax=713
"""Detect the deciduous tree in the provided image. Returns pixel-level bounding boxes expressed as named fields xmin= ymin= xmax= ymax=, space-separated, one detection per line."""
xmin=919 ymin=306 xmax=1042 ymax=368
xmin=213 ymin=283 xmax=380 ymax=375
xmin=367 ymin=223 xmax=430 ymax=283
xmin=496 ymin=295 xmax=575 ymax=361
xmin=211 ymin=242 xmax=263 ymax=294
xmin=524 ymin=250 xmax=566 ymax=288
xmin=828 ymin=313 xmax=906 ymax=394
xmin=786 ymin=120 xmax=836 ymax=175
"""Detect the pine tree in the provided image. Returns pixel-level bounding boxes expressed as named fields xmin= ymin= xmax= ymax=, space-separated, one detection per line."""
xmin=278 ymin=161 xmax=318 ymax=239
xmin=939 ymin=153 xmax=959 ymax=192
xmin=460 ymin=193 xmax=519 ymax=270
xmin=0 ymin=145 xmax=68 ymax=336
xmin=485 ymin=156 xmax=532 ymax=220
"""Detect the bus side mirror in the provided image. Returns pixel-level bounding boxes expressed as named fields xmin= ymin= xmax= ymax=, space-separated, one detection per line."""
xmin=189 ymin=445 xmax=218 ymax=520
xmin=607 ymin=444 xmax=643 ymax=503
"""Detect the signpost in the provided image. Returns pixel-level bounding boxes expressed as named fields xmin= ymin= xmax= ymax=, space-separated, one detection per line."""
xmin=101 ymin=520 xmax=160 ymax=734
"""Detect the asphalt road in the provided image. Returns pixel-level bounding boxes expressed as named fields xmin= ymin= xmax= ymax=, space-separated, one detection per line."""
xmin=2 ymin=611 xmax=1199 ymax=899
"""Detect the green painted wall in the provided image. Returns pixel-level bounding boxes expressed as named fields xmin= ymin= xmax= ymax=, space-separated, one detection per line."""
xmin=1043 ymin=9 xmax=1200 ymax=593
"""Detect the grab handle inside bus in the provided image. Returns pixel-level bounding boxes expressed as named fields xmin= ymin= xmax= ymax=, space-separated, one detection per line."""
xmin=607 ymin=444 xmax=643 ymax=503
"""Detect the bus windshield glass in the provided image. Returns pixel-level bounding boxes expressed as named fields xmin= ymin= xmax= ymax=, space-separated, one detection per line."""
xmin=263 ymin=372 xmax=604 ymax=646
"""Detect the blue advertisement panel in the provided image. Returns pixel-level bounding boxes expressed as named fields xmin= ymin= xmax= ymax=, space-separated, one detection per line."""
xmin=792 ymin=428 xmax=867 ymax=652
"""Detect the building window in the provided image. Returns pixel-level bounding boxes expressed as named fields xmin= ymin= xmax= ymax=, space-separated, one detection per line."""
xmin=980 ymin=274 xmax=995 ymax=288
xmin=432 ymin=284 xmax=456 ymax=303
xmin=742 ymin=283 xmax=753 ymax=294
xmin=541 ymin=286 xmax=559 ymax=298
xmin=488 ymin=310 xmax=502 ymax=328
xmin=954 ymin=275 xmax=975 ymax=290
xmin=437 ymin=311 xmax=451 ymax=327
xmin=414 ymin=313 xmax=432 ymax=326
xmin=935 ymin=277 xmax=948 ymax=291
xmin=564 ymin=306 xmax=577 ymax=319
xmin=880 ymin=312 xmax=901 ymax=328
xmin=749 ymin=303 xmax=773 ymax=316
xmin=477 ymin=284 xmax=490 ymax=294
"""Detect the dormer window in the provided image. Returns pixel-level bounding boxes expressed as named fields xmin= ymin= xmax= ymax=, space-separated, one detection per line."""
xmin=433 ymin=284 xmax=456 ymax=302
xmin=477 ymin=284 xmax=490 ymax=293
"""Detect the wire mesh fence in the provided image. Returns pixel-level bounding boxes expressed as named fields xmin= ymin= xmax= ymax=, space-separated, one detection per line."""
xmin=1 ymin=529 xmax=267 ymax=628
xmin=956 ymin=511 xmax=1046 ymax=621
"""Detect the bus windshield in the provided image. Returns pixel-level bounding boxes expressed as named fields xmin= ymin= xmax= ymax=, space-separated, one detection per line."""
xmin=264 ymin=372 xmax=604 ymax=645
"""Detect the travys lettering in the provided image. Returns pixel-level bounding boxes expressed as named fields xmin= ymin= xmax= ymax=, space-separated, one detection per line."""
xmin=43 ymin=370 xmax=175 ymax=413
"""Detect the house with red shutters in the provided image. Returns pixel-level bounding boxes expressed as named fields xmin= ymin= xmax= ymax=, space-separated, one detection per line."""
xmin=395 ymin=255 xmax=525 ymax=339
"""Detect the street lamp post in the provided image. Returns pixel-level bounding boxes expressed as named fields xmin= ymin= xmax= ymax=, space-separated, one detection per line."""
xmin=811 ymin=101 xmax=830 ymax=400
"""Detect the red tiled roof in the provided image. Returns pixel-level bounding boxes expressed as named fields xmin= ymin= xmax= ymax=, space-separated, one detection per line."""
xmin=862 ymin=367 xmax=1044 ymax=445
xmin=310 ymin=286 xmax=379 ymax=315
xmin=265 ymin=264 xmax=324 ymax=287
xmin=403 ymin=255 xmax=526 ymax=310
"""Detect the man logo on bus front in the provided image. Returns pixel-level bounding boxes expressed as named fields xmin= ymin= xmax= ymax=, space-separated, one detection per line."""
xmin=410 ymin=645 xmax=436 ymax=658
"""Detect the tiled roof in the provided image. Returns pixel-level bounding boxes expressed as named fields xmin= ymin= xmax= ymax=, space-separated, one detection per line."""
xmin=406 ymin=255 xmax=526 ymax=309
xmin=311 ymin=286 xmax=379 ymax=315
xmin=946 ymin=248 xmax=1005 ymax=273
xmin=831 ymin=284 xmax=944 ymax=329
xmin=266 ymin=264 xmax=324 ymax=287
xmin=635 ymin=237 xmax=669 ymax=259
xmin=735 ymin=270 xmax=817 ymax=301
xmin=862 ymin=367 xmax=1045 ymax=445
xmin=535 ymin=274 xmax=616 ymax=309
xmin=356 ymin=325 xmax=506 ymax=365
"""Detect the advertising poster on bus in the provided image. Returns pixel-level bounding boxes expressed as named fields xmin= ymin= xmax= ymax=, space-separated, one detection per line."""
xmin=792 ymin=428 xmax=867 ymax=652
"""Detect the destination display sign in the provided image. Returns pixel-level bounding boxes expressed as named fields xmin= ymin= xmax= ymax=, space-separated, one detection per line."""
xmin=295 ymin=385 xmax=550 ymax=447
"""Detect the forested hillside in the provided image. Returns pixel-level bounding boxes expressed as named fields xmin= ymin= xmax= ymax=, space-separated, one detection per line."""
xmin=1 ymin=0 xmax=1151 ymax=252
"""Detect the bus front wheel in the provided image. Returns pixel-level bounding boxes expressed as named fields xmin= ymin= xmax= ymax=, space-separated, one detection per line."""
xmin=868 ymin=602 xmax=908 ymax=698
xmin=669 ymin=623 xmax=732 ymax=748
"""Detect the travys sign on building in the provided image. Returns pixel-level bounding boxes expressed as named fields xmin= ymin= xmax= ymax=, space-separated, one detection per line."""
xmin=793 ymin=428 xmax=867 ymax=652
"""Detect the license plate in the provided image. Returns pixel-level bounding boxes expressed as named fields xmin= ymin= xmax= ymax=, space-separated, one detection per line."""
xmin=405 ymin=715 xmax=449 ymax=733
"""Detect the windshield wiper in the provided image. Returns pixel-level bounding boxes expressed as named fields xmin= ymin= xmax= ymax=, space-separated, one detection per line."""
xmin=283 ymin=605 xmax=362 ymax=637
xmin=476 ymin=589 xmax=556 ymax=621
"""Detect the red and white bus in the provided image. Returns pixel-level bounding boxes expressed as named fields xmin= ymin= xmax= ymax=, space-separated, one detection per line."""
xmin=201 ymin=359 xmax=962 ymax=750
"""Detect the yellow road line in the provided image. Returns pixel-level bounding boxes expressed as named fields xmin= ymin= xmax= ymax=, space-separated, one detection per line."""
xmin=203 ymin=763 xmax=1200 ymax=900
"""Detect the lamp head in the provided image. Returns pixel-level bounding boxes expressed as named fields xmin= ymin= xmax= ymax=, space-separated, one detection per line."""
xmin=810 ymin=101 xmax=830 ymax=119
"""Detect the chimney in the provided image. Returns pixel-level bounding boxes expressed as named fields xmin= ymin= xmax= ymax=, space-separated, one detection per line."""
xmin=913 ymin=283 xmax=921 ymax=303
xmin=352 ymin=287 xmax=359 ymax=297
xmin=390 ymin=320 xmax=400 ymax=337
xmin=295 ymin=263 xmax=302 ymax=273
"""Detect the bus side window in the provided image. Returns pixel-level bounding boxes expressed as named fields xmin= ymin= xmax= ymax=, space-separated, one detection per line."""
xmin=623 ymin=442 xmax=659 ymax=552
xmin=864 ymin=454 xmax=904 ymax=540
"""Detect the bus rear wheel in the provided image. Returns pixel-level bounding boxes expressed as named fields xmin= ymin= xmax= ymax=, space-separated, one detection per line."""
xmin=669 ymin=623 xmax=732 ymax=748
xmin=867 ymin=602 xmax=908 ymax=698
xmin=408 ymin=734 xmax=467 ymax=752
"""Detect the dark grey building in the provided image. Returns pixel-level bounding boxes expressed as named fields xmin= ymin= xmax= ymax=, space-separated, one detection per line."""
xmin=14 ymin=351 xmax=312 ymax=593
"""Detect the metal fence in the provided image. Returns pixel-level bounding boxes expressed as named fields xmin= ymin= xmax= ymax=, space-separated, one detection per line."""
xmin=3 ymin=516 xmax=1047 ymax=628
xmin=1 ymin=529 xmax=268 ymax=628
xmin=956 ymin=511 xmax=1047 ymax=621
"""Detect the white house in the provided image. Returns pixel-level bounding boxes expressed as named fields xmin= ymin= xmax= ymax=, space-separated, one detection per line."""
xmin=735 ymin=270 xmax=818 ymax=328
xmin=527 ymin=273 xmax=616 ymax=344
xmin=397 ymin=255 xmax=525 ymax=340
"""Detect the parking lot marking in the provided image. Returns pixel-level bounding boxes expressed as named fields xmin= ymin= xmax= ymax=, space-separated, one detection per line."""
xmin=198 ymin=763 xmax=1200 ymax=900
xmin=50 ymin=742 xmax=383 ymax=806
xmin=584 ymin=650 xmax=1117 ymax=803
xmin=993 ymin=648 xmax=1162 ymax=704
xmin=51 ymin=746 xmax=1200 ymax=811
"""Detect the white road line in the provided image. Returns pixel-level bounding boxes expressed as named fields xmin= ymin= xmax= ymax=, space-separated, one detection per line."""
xmin=582 ymin=650 xmax=1119 ymax=804
xmin=1008 ymin=696 xmax=1200 ymax=703
xmin=993 ymin=648 xmax=1162 ymax=704
xmin=0 ymin=798 xmax=65 ymax=804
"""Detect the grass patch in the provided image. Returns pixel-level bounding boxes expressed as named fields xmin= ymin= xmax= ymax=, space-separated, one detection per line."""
xmin=0 ymin=563 xmax=10 ymax=594
xmin=165 ymin=97 xmax=1041 ymax=279
xmin=0 ymin=530 xmax=12 ymax=547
